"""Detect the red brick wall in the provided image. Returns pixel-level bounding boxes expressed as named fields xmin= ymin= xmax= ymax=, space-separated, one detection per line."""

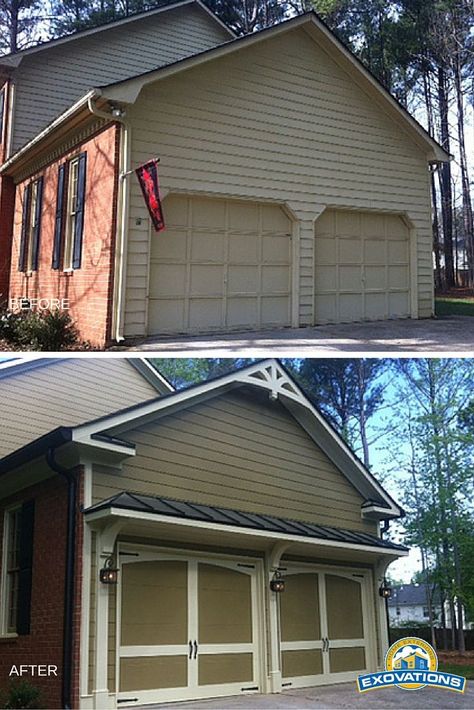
xmin=8 ymin=124 xmax=120 ymax=347
xmin=0 ymin=470 xmax=83 ymax=709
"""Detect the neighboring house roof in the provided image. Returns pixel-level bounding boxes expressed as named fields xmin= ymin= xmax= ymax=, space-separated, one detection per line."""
xmin=0 ymin=9 xmax=449 ymax=176
xmin=0 ymin=359 xmax=402 ymax=519
xmin=0 ymin=0 xmax=233 ymax=68
xmin=84 ymin=490 xmax=409 ymax=553
xmin=388 ymin=583 xmax=441 ymax=606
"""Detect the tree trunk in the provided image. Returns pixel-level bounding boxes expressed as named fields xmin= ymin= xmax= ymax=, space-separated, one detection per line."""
xmin=437 ymin=66 xmax=455 ymax=288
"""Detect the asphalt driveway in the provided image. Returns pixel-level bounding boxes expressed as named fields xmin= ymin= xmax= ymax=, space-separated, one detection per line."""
xmin=122 ymin=316 xmax=474 ymax=353
xmin=135 ymin=681 xmax=473 ymax=709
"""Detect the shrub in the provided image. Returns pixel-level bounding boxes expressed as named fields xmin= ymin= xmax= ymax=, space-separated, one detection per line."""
xmin=0 ymin=310 xmax=80 ymax=351
xmin=2 ymin=680 xmax=43 ymax=709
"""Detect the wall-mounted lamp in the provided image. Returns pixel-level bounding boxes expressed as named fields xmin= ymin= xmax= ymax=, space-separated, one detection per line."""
xmin=99 ymin=556 xmax=119 ymax=585
xmin=379 ymin=580 xmax=392 ymax=599
xmin=270 ymin=570 xmax=285 ymax=593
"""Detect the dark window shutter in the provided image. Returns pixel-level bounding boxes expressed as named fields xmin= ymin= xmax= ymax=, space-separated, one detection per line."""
xmin=52 ymin=164 xmax=66 ymax=270
xmin=0 ymin=89 xmax=5 ymax=143
xmin=30 ymin=177 xmax=43 ymax=271
xmin=72 ymin=152 xmax=87 ymax=270
xmin=18 ymin=183 xmax=31 ymax=272
xmin=16 ymin=500 xmax=35 ymax=636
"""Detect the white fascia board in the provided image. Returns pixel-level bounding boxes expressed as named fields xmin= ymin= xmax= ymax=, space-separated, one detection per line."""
xmin=127 ymin=358 xmax=174 ymax=393
xmin=85 ymin=506 xmax=408 ymax=557
xmin=71 ymin=433 xmax=136 ymax=457
xmin=195 ymin=0 xmax=236 ymax=38
xmin=72 ymin=358 xmax=401 ymax=517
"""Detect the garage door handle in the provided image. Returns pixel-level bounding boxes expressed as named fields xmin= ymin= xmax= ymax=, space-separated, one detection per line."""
xmin=189 ymin=641 xmax=193 ymax=659
xmin=193 ymin=640 xmax=198 ymax=659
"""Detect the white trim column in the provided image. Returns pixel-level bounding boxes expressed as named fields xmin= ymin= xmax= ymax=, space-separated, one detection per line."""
xmin=93 ymin=522 xmax=124 ymax=710
xmin=374 ymin=559 xmax=393 ymax=669
xmin=266 ymin=543 xmax=291 ymax=693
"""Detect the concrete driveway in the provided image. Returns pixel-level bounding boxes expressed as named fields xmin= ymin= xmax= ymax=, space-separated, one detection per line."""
xmin=133 ymin=681 xmax=473 ymax=709
xmin=122 ymin=316 xmax=474 ymax=354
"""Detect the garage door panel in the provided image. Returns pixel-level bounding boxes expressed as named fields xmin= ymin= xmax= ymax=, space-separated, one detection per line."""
xmin=228 ymin=234 xmax=259 ymax=263
xmin=388 ymin=240 xmax=409 ymax=263
xmin=150 ymin=265 xmax=186 ymax=297
xmin=228 ymin=202 xmax=259 ymax=231
xmin=365 ymin=266 xmax=386 ymax=290
xmin=227 ymin=298 xmax=258 ymax=327
xmin=339 ymin=239 xmax=362 ymax=263
xmin=149 ymin=196 xmax=291 ymax=334
xmin=153 ymin=230 xmax=187 ymax=261
xmin=262 ymin=235 xmax=290 ymax=263
xmin=227 ymin=266 xmax=258 ymax=294
xmin=336 ymin=211 xmax=360 ymax=237
xmin=191 ymin=232 xmax=225 ymax=262
xmin=262 ymin=265 xmax=290 ymax=293
xmin=261 ymin=296 xmax=289 ymax=324
xmin=192 ymin=198 xmax=226 ymax=228
xmin=339 ymin=294 xmax=363 ymax=321
xmin=389 ymin=292 xmax=410 ymax=316
xmin=365 ymin=293 xmax=387 ymax=320
xmin=339 ymin=265 xmax=362 ymax=291
xmin=315 ymin=209 xmax=410 ymax=324
xmin=364 ymin=240 xmax=386 ymax=265
xmin=189 ymin=299 xmax=223 ymax=329
xmin=148 ymin=300 xmax=185 ymax=331
xmin=388 ymin=265 xmax=409 ymax=289
xmin=120 ymin=656 xmax=188 ymax=692
xmin=190 ymin=265 xmax=224 ymax=296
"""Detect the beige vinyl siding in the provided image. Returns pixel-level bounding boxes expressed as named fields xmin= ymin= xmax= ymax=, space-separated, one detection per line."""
xmin=93 ymin=390 xmax=377 ymax=534
xmin=124 ymin=26 xmax=433 ymax=335
xmin=12 ymin=5 xmax=230 ymax=152
xmin=0 ymin=360 xmax=159 ymax=458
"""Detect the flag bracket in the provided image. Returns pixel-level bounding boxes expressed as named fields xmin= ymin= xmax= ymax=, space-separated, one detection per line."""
xmin=120 ymin=158 xmax=160 ymax=180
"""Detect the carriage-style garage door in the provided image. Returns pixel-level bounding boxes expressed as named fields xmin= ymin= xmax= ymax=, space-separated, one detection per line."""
xmin=314 ymin=209 xmax=411 ymax=324
xmin=148 ymin=195 xmax=292 ymax=334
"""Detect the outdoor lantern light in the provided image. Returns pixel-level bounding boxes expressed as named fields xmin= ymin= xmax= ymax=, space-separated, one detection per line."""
xmin=100 ymin=556 xmax=119 ymax=585
xmin=270 ymin=570 xmax=285 ymax=593
xmin=379 ymin=580 xmax=392 ymax=599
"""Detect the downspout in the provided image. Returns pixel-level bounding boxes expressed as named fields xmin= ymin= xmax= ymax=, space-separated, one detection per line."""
xmin=46 ymin=447 xmax=77 ymax=710
xmin=87 ymin=96 xmax=130 ymax=343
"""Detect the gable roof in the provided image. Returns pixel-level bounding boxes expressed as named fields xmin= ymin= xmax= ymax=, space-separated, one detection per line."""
xmin=0 ymin=0 xmax=234 ymax=68
xmin=70 ymin=359 xmax=403 ymax=519
xmin=99 ymin=11 xmax=448 ymax=163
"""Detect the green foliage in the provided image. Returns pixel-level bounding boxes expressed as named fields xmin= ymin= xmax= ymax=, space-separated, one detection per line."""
xmin=1 ymin=679 xmax=43 ymax=709
xmin=148 ymin=358 xmax=256 ymax=388
xmin=0 ymin=309 xmax=81 ymax=351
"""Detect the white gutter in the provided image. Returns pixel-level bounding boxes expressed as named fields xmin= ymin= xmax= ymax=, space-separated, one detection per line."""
xmin=85 ymin=506 xmax=409 ymax=557
xmin=87 ymin=97 xmax=130 ymax=343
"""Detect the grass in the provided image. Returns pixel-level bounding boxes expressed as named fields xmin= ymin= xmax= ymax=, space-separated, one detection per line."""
xmin=438 ymin=662 xmax=474 ymax=679
xmin=435 ymin=297 xmax=474 ymax=316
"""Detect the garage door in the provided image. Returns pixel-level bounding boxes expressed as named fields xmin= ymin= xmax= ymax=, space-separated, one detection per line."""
xmin=314 ymin=209 xmax=411 ymax=323
xmin=118 ymin=552 xmax=262 ymax=705
xmin=280 ymin=566 xmax=372 ymax=689
xmin=148 ymin=195 xmax=292 ymax=334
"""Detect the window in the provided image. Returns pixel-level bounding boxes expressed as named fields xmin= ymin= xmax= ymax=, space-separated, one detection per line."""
xmin=18 ymin=178 xmax=44 ymax=272
xmin=396 ymin=606 xmax=401 ymax=616
xmin=1 ymin=501 xmax=34 ymax=636
xmin=1 ymin=507 xmax=21 ymax=634
xmin=53 ymin=152 xmax=87 ymax=271
xmin=423 ymin=606 xmax=429 ymax=617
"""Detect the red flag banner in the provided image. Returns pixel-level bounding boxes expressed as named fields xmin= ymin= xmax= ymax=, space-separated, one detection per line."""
xmin=135 ymin=159 xmax=165 ymax=232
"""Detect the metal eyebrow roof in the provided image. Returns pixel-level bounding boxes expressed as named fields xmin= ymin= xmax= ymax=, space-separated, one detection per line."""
xmin=84 ymin=491 xmax=408 ymax=552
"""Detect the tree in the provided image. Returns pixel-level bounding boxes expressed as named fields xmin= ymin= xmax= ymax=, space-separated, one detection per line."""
xmin=148 ymin=358 xmax=256 ymax=388
xmin=387 ymin=359 xmax=474 ymax=651
xmin=294 ymin=358 xmax=389 ymax=467
xmin=0 ymin=0 xmax=43 ymax=52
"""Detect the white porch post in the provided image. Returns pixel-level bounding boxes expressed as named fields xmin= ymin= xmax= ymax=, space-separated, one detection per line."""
xmin=266 ymin=543 xmax=291 ymax=693
xmin=374 ymin=559 xmax=393 ymax=669
xmin=93 ymin=522 xmax=124 ymax=710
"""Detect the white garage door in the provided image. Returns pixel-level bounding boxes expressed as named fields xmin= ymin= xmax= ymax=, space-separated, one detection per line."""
xmin=148 ymin=195 xmax=292 ymax=334
xmin=314 ymin=209 xmax=411 ymax=324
